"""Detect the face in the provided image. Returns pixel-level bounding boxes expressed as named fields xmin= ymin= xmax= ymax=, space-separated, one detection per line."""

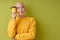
xmin=15 ymin=2 xmax=25 ymax=16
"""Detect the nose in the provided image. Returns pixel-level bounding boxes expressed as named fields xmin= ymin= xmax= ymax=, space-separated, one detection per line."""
xmin=20 ymin=8 xmax=23 ymax=13
xmin=20 ymin=8 xmax=22 ymax=11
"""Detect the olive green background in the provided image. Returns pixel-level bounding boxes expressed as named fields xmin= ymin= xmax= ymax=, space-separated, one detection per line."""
xmin=0 ymin=0 xmax=60 ymax=40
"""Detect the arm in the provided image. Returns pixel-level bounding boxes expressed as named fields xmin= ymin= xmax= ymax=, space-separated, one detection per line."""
xmin=7 ymin=19 xmax=16 ymax=39
xmin=15 ymin=18 xmax=36 ymax=40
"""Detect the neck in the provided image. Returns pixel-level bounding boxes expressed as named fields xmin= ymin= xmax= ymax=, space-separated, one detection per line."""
xmin=18 ymin=15 xmax=26 ymax=18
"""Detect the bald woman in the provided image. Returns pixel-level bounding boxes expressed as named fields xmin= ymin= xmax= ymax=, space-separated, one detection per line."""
xmin=7 ymin=2 xmax=36 ymax=40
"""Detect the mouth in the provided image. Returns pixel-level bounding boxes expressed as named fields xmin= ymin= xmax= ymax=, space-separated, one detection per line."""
xmin=19 ymin=13 xmax=23 ymax=15
xmin=20 ymin=11 xmax=23 ymax=13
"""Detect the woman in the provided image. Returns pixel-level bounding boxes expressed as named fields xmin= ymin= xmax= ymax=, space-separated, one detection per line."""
xmin=7 ymin=2 xmax=36 ymax=40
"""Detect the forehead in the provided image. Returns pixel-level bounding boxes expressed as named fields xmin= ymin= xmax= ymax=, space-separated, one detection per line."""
xmin=15 ymin=2 xmax=24 ymax=7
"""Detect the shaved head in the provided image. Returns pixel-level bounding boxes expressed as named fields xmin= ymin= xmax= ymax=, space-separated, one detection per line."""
xmin=15 ymin=1 xmax=24 ymax=8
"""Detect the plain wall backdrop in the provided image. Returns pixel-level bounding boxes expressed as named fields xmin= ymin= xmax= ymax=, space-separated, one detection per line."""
xmin=0 ymin=0 xmax=60 ymax=40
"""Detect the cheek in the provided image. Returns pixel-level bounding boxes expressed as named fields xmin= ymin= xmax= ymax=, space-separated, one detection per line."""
xmin=17 ymin=9 xmax=20 ymax=12
xmin=20 ymin=8 xmax=25 ymax=11
xmin=22 ymin=8 xmax=25 ymax=11
xmin=22 ymin=9 xmax=25 ymax=12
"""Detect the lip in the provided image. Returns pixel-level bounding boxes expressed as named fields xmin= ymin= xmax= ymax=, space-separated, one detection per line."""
xmin=19 ymin=12 xmax=23 ymax=14
xmin=20 ymin=12 xmax=23 ymax=13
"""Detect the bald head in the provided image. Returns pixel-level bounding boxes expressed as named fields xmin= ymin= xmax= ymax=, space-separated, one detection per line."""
xmin=15 ymin=2 xmax=24 ymax=8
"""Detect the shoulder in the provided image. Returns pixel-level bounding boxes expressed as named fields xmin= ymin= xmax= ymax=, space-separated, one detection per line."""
xmin=28 ymin=17 xmax=36 ymax=22
xmin=29 ymin=17 xmax=35 ymax=20
xmin=28 ymin=17 xmax=36 ymax=25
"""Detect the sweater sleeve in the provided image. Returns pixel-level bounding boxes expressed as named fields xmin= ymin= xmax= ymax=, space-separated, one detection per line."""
xmin=15 ymin=18 xmax=36 ymax=40
xmin=7 ymin=19 xmax=17 ymax=38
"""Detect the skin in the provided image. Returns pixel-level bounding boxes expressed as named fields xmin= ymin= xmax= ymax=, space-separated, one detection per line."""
xmin=12 ymin=2 xmax=26 ymax=40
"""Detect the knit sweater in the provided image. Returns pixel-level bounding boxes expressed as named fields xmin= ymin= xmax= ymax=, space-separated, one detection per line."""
xmin=7 ymin=16 xmax=36 ymax=40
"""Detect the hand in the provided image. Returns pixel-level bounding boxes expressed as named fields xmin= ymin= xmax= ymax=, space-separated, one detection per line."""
xmin=12 ymin=38 xmax=16 ymax=40
xmin=11 ymin=6 xmax=17 ymax=20
xmin=12 ymin=13 xmax=17 ymax=20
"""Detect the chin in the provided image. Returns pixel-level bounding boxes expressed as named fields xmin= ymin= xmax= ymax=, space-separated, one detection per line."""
xmin=18 ymin=12 xmax=24 ymax=15
xmin=19 ymin=14 xmax=23 ymax=16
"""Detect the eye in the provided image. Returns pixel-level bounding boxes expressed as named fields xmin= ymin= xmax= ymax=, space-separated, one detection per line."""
xmin=22 ymin=6 xmax=24 ymax=8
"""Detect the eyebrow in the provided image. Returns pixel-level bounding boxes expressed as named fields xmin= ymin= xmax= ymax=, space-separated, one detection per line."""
xmin=17 ymin=6 xmax=24 ymax=8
